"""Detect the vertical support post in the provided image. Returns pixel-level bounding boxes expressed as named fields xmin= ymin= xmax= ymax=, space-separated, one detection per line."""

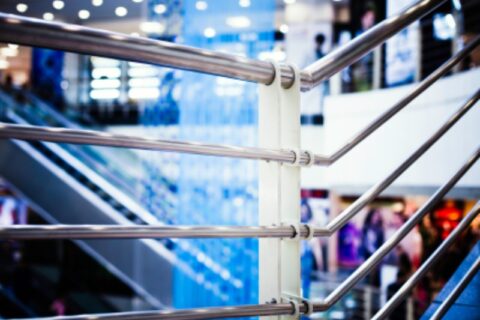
xmin=258 ymin=64 xmax=301 ymax=319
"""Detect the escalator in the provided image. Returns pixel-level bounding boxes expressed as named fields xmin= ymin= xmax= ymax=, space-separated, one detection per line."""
xmin=0 ymin=90 xmax=176 ymax=309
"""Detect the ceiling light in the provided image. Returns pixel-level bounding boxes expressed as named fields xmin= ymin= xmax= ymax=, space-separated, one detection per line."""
xmin=203 ymin=27 xmax=216 ymax=38
xmin=132 ymin=0 xmax=144 ymax=2
xmin=279 ymin=24 xmax=289 ymax=33
xmin=154 ymin=4 xmax=167 ymax=14
xmin=140 ymin=21 xmax=166 ymax=34
xmin=0 ymin=60 xmax=9 ymax=70
xmin=52 ymin=0 xmax=65 ymax=10
xmin=92 ymin=0 xmax=103 ymax=6
xmin=78 ymin=10 xmax=90 ymax=20
xmin=16 ymin=3 xmax=28 ymax=13
xmin=239 ymin=0 xmax=250 ymax=7
xmin=284 ymin=0 xmax=296 ymax=4
xmin=226 ymin=16 xmax=251 ymax=28
xmin=43 ymin=12 xmax=55 ymax=21
xmin=1 ymin=47 xmax=18 ymax=57
xmin=115 ymin=7 xmax=128 ymax=17
xmin=196 ymin=1 xmax=208 ymax=11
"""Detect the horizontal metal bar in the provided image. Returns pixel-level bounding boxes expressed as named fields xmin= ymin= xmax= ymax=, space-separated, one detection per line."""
xmin=0 ymin=12 xmax=294 ymax=88
xmin=0 ymin=0 xmax=443 ymax=91
xmin=0 ymin=224 xmax=309 ymax=240
xmin=303 ymin=0 xmax=446 ymax=89
xmin=0 ymin=123 xmax=313 ymax=165
xmin=313 ymin=35 xmax=480 ymax=166
xmin=7 ymin=149 xmax=479 ymax=319
xmin=312 ymin=148 xmax=480 ymax=311
xmin=372 ymin=203 xmax=480 ymax=320
xmin=430 ymin=258 xmax=480 ymax=320
xmin=313 ymin=89 xmax=480 ymax=236
xmin=32 ymin=303 xmax=298 ymax=320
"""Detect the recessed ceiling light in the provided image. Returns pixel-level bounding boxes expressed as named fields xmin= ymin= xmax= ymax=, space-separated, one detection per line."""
xmin=16 ymin=3 xmax=28 ymax=13
xmin=140 ymin=21 xmax=166 ymax=34
xmin=239 ymin=0 xmax=250 ymax=8
xmin=43 ymin=12 xmax=55 ymax=21
xmin=115 ymin=7 xmax=128 ymax=17
xmin=196 ymin=1 xmax=208 ymax=11
xmin=279 ymin=24 xmax=289 ymax=33
xmin=132 ymin=0 xmax=144 ymax=2
xmin=203 ymin=27 xmax=216 ymax=38
xmin=92 ymin=0 xmax=103 ymax=6
xmin=78 ymin=10 xmax=90 ymax=20
xmin=284 ymin=0 xmax=296 ymax=4
xmin=52 ymin=0 xmax=65 ymax=10
xmin=154 ymin=4 xmax=167 ymax=14
xmin=226 ymin=16 xmax=251 ymax=28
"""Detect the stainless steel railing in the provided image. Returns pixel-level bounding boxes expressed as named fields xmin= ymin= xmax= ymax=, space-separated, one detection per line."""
xmin=7 ymin=148 xmax=480 ymax=319
xmin=0 ymin=0 xmax=445 ymax=91
xmin=1 ymin=91 xmax=479 ymax=242
xmin=0 ymin=0 xmax=478 ymax=318
xmin=0 ymin=36 xmax=478 ymax=168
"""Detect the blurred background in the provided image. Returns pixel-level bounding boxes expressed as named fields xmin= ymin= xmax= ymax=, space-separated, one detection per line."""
xmin=0 ymin=0 xmax=479 ymax=319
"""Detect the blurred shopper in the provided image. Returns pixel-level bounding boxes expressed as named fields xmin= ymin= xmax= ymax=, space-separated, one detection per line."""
xmin=2 ymin=74 xmax=14 ymax=93
xmin=419 ymin=214 xmax=441 ymax=262
xmin=361 ymin=209 xmax=384 ymax=286
xmin=387 ymin=268 xmax=409 ymax=320
xmin=352 ymin=3 xmax=376 ymax=91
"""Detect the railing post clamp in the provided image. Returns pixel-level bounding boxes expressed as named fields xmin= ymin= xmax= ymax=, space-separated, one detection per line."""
xmin=282 ymin=293 xmax=314 ymax=317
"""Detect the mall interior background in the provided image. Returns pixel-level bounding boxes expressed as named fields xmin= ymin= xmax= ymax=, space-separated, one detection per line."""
xmin=0 ymin=0 xmax=479 ymax=319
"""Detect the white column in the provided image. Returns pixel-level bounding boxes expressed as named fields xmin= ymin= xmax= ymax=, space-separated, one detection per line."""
xmin=258 ymin=64 xmax=301 ymax=319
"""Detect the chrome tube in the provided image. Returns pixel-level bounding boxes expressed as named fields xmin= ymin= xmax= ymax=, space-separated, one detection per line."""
xmin=303 ymin=0 xmax=447 ymax=89
xmin=0 ymin=13 xmax=294 ymax=88
xmin=313 ymin=35 xmax=480 ymax=166
xmin=372 ymin=204 xmax=480 ymax=320
xmin=0 ymin=123 xmax=312 ymax=165
xmin=0 ymin=224 xmax=309 ymax=240
xmin=31 ymin=303 xmax=297 ymax=320
xmin=430 ymin=258 xmax=480 ymax=320
xmin=313 ymin=89 xmax=480 ymax=236
xmin=0 ymin=0 xmax=444 ymax=91
xmin=312 ymin=148 xmax=480 ymax=311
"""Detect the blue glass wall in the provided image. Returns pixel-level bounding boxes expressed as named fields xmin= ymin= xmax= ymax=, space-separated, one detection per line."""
xmin=174 ymin=0 xmax=275 ymax=309
xmin=141 ymin=0 xmax=276 ymax=310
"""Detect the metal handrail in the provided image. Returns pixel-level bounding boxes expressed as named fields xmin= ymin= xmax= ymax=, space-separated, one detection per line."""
xmin=18 ymin=147 xmax=480 ymax=320
xmin=0 ymin=0 xmax=445 ymax=91
xmin=0 ymin=122 xmax=312 ymax=165
xmin=30 ymin=303 xmax=300 ymax=320
xmin=313 ymin=149 xmax=480 ymax=311
xmin=302 ymin=0 xmax=446 ymax=89
xmin=0 ymin=225 xmax=301 ymax=240
xmin=0 ymin=85 xmax=478 ymax=168
xmin=314 ymin=36 xmax=480 ymax=165
xmin=372 ymin=204 xmax=480 ymax=320
xmin=430 ymin=258 xmax=480 ymax=320
xmin=1 ymin=92 xmax=478 ymax=241
xmin=314 ymin=89 xmax=479 ymax=235
xmin=0 ymin=37 xmax=477 ymax=168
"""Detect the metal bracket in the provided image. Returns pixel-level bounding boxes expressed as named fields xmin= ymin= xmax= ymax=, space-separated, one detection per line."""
xmin=303 ymin=223 xmax=315 ymax=240
xmin=282 ymin=293 xmax=314 ymax=317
